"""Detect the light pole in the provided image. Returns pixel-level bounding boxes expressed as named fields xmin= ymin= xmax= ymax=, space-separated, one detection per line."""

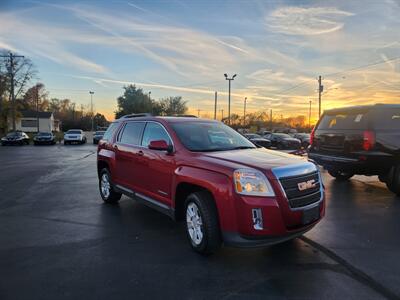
xmin=224 ymin=73 xmax=236 ymax=125
xmin=148 ymin=91 xmax=151 ymax=100
xmin=89 ymin=91 xmax=94 ymax=131
xmin=243 ymin=97 xmax=247 ymax=127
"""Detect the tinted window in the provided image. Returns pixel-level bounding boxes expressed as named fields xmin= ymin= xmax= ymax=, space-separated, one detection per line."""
xmin=38 ymin=132 xmax=51 ymax=136
xmin=372 ymin=108 xmax=400 ymax=130
xmin=141 ymin=122 xmax=171 ymax=147
xmin=119 ymin=122 xmax=145 ymax=145
xmin=67 ymin=130 xmax=82 ymax=134
xmin=171 ymin=121 xmax=255 ymax=152
xmin=318 ymin=111 xmax=368 ymax=130
xmin=103 ymin=123 xmax=118 ymax=141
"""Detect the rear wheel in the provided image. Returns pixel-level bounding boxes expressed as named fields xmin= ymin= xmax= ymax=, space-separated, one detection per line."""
xmin=328 ymin=169 xmax=354 ymax=181
xmin=184 ymin=191 xmax=221 ymax=255
xmin=99 ymin=168 xmax=122 ymax=203
xmin=386 ymin=165 xmax=400 ymax=196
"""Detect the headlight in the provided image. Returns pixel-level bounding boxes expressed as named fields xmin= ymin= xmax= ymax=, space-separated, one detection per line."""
xmin=233 ymin=168 xmax=275 ymax=197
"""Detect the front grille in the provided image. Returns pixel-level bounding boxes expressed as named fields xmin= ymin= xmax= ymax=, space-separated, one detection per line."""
xmin=279 ymin=171 xmax=321 ymax=209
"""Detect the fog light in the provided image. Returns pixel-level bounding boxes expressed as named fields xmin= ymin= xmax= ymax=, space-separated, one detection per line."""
xmin=252 ymin=208 xmax=263 ymax=230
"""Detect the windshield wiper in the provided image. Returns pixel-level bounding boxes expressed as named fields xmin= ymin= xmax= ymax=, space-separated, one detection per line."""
xmin=229 ymin=146 xmax=256 ymax=150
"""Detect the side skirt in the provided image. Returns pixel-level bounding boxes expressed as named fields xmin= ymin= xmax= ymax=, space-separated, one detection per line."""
xmin=114 ymin=184 xmax=175 ymax=220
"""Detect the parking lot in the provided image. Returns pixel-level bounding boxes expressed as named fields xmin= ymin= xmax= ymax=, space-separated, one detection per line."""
xmin=0 ymin=144 xmax=399 ymax=300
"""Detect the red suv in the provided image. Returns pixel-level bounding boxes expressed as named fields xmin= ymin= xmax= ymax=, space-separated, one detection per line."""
xmin=97 ymin=114 xmax=325 ymax=254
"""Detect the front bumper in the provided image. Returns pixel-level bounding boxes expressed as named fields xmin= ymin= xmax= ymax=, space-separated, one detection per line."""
xmin=222 ymin=224 xmax=315 ymax=248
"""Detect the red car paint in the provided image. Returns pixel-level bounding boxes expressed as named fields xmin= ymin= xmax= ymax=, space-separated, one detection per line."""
xmin=97 ymin=116 xmax=325 ymax=247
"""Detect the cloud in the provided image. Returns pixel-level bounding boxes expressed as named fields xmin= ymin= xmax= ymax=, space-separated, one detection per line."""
xmin=0 ymin=12 xmax=108 ymax=74
xmin=266 ymin=6 xmax=354 ymax=35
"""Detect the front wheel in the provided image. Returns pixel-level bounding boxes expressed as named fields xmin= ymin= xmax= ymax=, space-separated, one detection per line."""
xmin=184 ymin=191 xmax=221 ymax=255
xmin=328 ymin=169 xmax=354 ymax=181
xmin=99 ymin=168 xmax=122 ymax=203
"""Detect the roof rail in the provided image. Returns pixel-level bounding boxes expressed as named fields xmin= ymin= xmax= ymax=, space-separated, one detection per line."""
xmin=120 ymin=113 xmax=152 ymax=119
xmin=175 ymin=114 xmax=198 ymax=118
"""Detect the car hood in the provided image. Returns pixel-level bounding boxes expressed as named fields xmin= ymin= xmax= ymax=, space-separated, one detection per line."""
xmin=201 ymin=148 xmax=309 ymax=174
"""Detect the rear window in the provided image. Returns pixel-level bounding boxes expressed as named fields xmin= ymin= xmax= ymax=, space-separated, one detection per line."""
xmin=372 ymin=108 xmax=400 ymax=130
xmin=103 ymin=124 xmax=117 ymax=141
xmin=318 ymin=111 xmax=368 ymax=130
xmin=67 ymin=130 xmax=82 ymax=134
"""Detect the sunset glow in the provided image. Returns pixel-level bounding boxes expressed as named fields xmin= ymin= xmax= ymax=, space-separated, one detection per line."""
xmin=1 ymin=1 xmax=399 ymax=121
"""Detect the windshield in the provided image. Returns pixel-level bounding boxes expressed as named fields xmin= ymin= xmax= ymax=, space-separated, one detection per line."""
xmin=37 ymin=132 xmax=51 ymax=136
xmin=6 ymin=132 xmax=21 ymax=137
xmin=171 ymin=121 xmax=255 ymax=152
xmin=274 ymin=133 xmax=291 ymax=138
xmin=95 ymin=131 xmax=105 ymax=135
xmin=66 ymin=130 xmax=82 ymax=134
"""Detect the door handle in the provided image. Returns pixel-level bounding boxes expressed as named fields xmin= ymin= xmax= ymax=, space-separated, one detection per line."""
xmin=137 ymin=150 xmax=144 ymax=156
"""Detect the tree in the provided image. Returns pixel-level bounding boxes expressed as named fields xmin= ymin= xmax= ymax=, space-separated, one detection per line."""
xmin=159 ymin=96 xmax=188 ymax=116
xmin=93 ymin=113 xmax=109 ymax=129
xmin=22 ymin=83 xmax=49 ymax=111
xmin=115 ymin=85 xmax=153 ymax=118
xmin=0 ymin=51 xmax=36 ymax=132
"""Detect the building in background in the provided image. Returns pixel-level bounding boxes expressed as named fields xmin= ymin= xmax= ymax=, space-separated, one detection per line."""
xmin=8 ymin=110 xmax=60 ymax=133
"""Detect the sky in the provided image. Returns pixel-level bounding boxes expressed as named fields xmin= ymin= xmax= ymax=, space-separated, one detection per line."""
xmin=0 ymin=0 xmax=399 ymax=121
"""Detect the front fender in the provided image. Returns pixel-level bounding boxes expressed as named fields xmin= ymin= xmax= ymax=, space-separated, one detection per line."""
xmin=174 ymin=166 xmax=238 ymax=232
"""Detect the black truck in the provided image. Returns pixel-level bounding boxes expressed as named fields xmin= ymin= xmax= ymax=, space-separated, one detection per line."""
xmin=308 ymin=104 xmax=400 ymax=196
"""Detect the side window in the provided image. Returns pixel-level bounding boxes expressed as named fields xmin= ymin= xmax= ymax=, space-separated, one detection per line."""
xmin=141 ymin=123 xmax=171 ymax=147
xmin=119 ymin=122 xmax=145 ymax=145
xmin=102 ymin=122 xmax=118 ymax=141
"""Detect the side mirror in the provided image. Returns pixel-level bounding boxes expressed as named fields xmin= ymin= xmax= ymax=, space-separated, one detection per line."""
xmin=148 ymin=140 xmax=173 ymax=153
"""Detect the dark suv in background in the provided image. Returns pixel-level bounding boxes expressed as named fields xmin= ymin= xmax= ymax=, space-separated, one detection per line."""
xmin=309 ymin=104 xmax=400 ymax=196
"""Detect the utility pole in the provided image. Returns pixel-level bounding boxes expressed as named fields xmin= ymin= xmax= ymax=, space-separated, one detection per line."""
xmin=243 ymin=97 xmax=247 ymax=126
xmin=309 ymin=100 xmax=312 ymax=128
xmin=318 ymin=76 xmax=323 ymax=118
xmin=270 ymin=109 xmax=273 ymax=131
xmin=214 ymin=91 xmax=217 ymax=120
xmin=36 ymin=84 xmax=39 ymax=133
xmin=0 ymin=52 xmax=24 ymax=131
xmin=224 ymin=73 xmax=237 ymax=125
xmin=89 ymin=91 xmax=94 ymax=131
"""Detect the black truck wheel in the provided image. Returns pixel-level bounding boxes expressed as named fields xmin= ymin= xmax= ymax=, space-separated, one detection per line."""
xmin=328 ymin=169 xmax=354 ymax=181
xmin=386 ymin=165 xmax=400 ymax=196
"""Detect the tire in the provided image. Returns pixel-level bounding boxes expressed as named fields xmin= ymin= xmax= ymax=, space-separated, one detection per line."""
xmin=184 ymin=191 xmax=221 ymax=255
xmin=328 ymin=169 xmax=354 ymax=181
xmin=386 ymin=165 xmax=400 ymax=196
xmin=99 ymin=168 xmax=122 ymax=204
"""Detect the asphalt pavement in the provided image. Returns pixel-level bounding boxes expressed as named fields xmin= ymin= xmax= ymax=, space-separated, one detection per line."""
xmin=0 ymin=144 xmax=399 ymax=300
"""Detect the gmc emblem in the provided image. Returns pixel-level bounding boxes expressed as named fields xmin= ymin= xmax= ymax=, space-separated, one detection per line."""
xmin=297 ymin=179 xmax=316 ymax=191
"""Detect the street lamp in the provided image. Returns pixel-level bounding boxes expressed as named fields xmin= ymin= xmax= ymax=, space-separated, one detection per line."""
xmin=224 ymin=73 xmax=236 ymax=125
xmin=243 ymin=97 xmax=247 ymax=127
xmin=89 ymin=91 xmax=94 ymax=131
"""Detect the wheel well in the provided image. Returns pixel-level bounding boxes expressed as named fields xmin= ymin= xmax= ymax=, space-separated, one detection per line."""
xmin=97 ymin=160 xmax=109 ymax=178
xmin=174 ymin=183 xmax=214 ymax=221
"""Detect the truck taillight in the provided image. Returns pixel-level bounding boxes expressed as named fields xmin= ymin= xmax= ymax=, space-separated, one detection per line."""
xmin=363 ymin=131 xmax=375 ymax=151
xmin=310 ymin=127 xmax=315 ymax=145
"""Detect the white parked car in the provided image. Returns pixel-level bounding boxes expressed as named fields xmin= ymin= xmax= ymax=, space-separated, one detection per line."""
xmin=64 ymin=129 xmax=87 ymax=145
